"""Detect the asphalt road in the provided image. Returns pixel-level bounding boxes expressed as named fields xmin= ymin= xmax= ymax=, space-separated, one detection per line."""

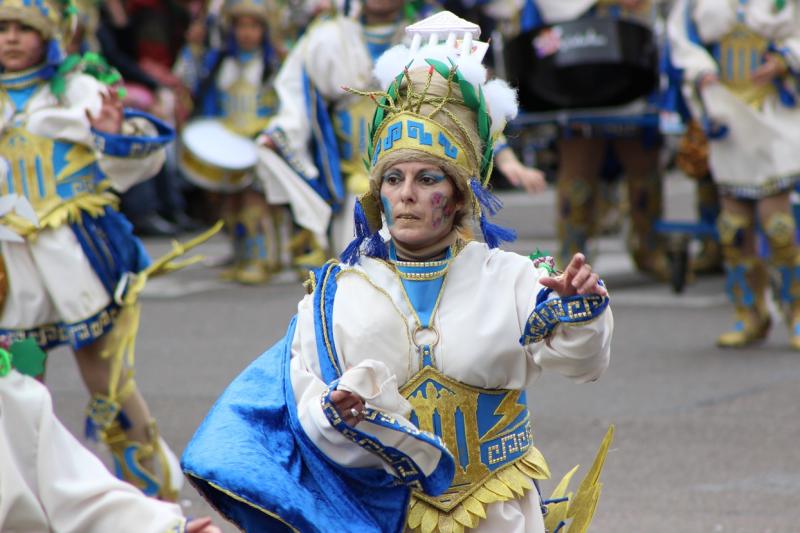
xmin=45 ymin=175 xmax=800 ymax=532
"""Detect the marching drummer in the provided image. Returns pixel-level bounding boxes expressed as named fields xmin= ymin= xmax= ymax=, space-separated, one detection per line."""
xmin=176 ymin=0 xmax=310 ymax=284
xmin=505 ymin=0 xmax=671 ymax=278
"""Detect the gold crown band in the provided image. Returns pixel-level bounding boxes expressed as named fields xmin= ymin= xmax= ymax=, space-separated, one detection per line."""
xmin=371 ymin=112 xmax=473 ymax=175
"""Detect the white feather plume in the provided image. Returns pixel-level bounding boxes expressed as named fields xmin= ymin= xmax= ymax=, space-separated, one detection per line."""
xmin=483 ymin=79 xmax=518 ymax=135
xmin=373 ymin=43 xmax=518 ymax=135
xmin=373 ymin=45 xmax=412 ymax=89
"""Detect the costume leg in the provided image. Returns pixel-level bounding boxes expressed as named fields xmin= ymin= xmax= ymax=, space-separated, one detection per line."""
xmin=77 ymin=336 xmax=181 ymax=501
xmin=758 ymin=192 xmax=800 ymax=349
xmin=218 ymin=193 xmax=243 ymax=279
xmin=289 ymin=225 xmax=327 ymax=272
xmin=716 ymin=199 xmax=771 ymax=347
xmin=231 ymin=191 xmax=272 ymax=285
xmin=556 ymin=137 xmax=604 ymax=268
xmin=614 ymin=138 xmax=669 ymax=280
xmin=693 ymin=173 xmax=723 ymax=274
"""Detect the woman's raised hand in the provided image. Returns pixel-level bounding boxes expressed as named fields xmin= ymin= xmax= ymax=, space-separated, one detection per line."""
xmin=539 ymin=253 xmax=608 ymax=298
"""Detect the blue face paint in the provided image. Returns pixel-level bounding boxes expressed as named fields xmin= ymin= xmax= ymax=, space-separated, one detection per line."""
xmin=421 ymin=172 xmax=446 ymax=183
xmin=381 ymin=195 xmax=394 ymax=225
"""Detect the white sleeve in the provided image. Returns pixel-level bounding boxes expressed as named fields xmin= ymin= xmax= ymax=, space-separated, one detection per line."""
xmin=29 ymin=378 xmax=187 ymax=533
xmin=96 ymin=114 xmax=168 ymax=193
xmin=530 ymin=309 xmax=613 ymax=383
xmin=289 ymin=294 xmax=443 ymax=477
xmin=667 ymin=0 xmax=719 ymax=83
xmin=27 ymin=73 xmax=166 ymax=192
xmin=520 ymin=261 xmax=613 ymax=384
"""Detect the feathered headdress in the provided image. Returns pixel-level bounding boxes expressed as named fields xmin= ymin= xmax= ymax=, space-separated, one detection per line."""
xmin=341 ymin=11 xmax=519 ymax=263
xmin=0 ymin=0 xmax=79 ymax=68
xmin=0 ymin=0 xmax=78 ymax=40
xmin=222 ymin=0 xmax=271 ymax=26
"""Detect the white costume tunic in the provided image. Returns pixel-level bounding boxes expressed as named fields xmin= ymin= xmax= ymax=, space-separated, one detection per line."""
xmin=290 ymin=241 xmax=613 ymax=531
xmin=0 ymin=66 xmax=167 ymax=348
xmin=0 ymin=370 xmax=187 ymax=532
xmin=668 ymin=0 xmax=800 ymax=197
xmin=264 ymin=15 xmax=404 ymax=252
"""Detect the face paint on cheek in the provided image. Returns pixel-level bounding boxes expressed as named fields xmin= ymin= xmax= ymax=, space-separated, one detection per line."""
xmin=381 ymin=195 xmax=394 ymax=226
xmin=430 ymin=192 xmax=451 ymax=229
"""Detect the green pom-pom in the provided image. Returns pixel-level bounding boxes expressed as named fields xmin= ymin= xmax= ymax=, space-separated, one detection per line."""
xmin=50 ymin=76 xmax=66 ymax=97
xmin=8 ymin=339 xmax=47 ymax=378
xmin=58 ymin=53 xmax=81 ymax=74
xmin=0 ymin=349 xmax=10 ymax=378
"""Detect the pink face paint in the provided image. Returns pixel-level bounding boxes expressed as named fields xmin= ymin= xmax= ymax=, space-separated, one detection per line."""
xmin=430 ymin=192 xmax=452 ymax=229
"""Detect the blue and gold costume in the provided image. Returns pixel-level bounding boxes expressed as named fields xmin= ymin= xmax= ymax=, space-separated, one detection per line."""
xmin=183 ymin=12 xmax=615 ymax=532
xmin=668 ymin=0 xmax=800 ymax=349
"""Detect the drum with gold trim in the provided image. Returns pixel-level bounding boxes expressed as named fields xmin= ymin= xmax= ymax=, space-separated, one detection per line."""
xmin=178 ymin=119 xmax=258 ymax=193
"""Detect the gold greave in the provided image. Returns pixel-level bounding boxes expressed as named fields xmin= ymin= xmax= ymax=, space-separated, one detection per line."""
xmin=762 ymin=211 xmax=800 ymax=349
xmin=717 ymin=259 xmax=771 ymax=347
xmin=717 ymin=207 xmax=765 ymax=347
xmin=693 ymin=175 xmax=723 ymax=273
xmin=626 ymin=170 xmax=669 ymax=280
xmin=86 ymin=394 xmax=180 ymax=501
xmin=290 ymin=229 xmax=327 ymax=270
xmin=556 ymin=176 xmax=597 ymax=268
xmin=226 ymin=204 xmax=271 ymax=284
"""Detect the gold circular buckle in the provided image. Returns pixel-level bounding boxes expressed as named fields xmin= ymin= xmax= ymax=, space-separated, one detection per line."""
xmin=412 ymin=325 xmax=440 ymax=348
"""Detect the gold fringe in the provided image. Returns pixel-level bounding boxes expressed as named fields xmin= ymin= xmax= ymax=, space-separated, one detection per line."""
xmin=406 ymin=446 xmax=550 ymax=533
xmin=0 ymin=192 xmax=119 ymax=238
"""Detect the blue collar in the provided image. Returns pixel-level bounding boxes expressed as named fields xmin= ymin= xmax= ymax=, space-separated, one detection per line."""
xmin=0 ymin=63 xmax=53 ymax=90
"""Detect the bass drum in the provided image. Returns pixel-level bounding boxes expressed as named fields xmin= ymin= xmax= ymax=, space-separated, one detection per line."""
xmin=506 ymin=17 xmax=658 ymax=111
xmin=179 ymin=119 xmax=258 ymax=192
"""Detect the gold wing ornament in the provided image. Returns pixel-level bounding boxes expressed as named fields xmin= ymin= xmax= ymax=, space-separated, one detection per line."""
xmin=544 ymin=425 xmax=615 ymax=533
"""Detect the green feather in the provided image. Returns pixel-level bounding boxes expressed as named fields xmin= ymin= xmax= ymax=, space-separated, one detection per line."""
xmin=481 ymin=141 xmax=493 ymax=173
xmin=457 ymin=75 xmax=480 ymax=110
xmin=477 ymin=88 xmax=490 ymax=141
xmin=425 ymin=59 xmax=452 ymax=82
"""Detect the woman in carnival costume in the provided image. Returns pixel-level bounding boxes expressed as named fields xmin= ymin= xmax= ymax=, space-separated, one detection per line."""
xmin=0 ymin=0 xmax=186 ymax=500
xmin=182 ymin=12 xmax=614 ymax=532
xmin=668 ymin=0 xmax=800 ymax=349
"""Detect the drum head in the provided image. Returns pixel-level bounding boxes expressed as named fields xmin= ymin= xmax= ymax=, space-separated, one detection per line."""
xmin=507 ymin=17 xmax=659 ymax=111
xmin=181 ymin=119 xmax=258 ymax=171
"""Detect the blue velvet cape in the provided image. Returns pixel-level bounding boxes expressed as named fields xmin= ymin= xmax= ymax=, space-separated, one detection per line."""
xmin=181 ymin=264 xmax=454 ymax=532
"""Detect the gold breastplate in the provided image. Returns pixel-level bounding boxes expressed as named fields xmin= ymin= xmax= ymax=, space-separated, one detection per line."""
xmin=221 ymin=78 xmax=274 ymax=137
xmin=718 ymin=24 xmax=776 ymax=108
xmin=400 ymin=365 xmax=549 ymax=533
xmin=0 ymin=125 xmax=98 ymax=214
